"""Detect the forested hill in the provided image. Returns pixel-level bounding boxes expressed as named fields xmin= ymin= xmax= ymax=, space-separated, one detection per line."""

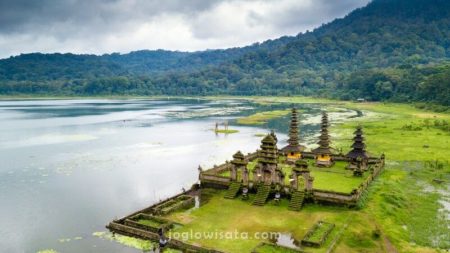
xmin=0 ymin=0 xmax=449 ymax=106
xmin=0 ymin=36 xmax=294 ymax=80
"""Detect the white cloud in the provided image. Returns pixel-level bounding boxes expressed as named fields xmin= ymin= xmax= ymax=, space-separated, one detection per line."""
xmin=0 ymin=0 xmax=370 ymax=58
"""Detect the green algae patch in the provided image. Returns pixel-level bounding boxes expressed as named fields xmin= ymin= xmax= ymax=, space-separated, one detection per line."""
xmin=215 ymin=129 xmax=239 ymax=134
xmin=93 ymin=231 xmax=153 ymax=250
xmin=237 ymin=109 xmax=291 ymax=125
xmin=36 ymin=250 xmax=58 ymax=253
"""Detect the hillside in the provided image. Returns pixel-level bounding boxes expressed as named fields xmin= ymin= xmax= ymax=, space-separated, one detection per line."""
xmin=0 ymin=36 xmax=294 ymax=81
xmin=0 ymin=0 xmax=449 ymax=106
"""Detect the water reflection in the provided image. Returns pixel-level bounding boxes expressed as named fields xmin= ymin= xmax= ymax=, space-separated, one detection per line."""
xmin=271 ymin=232 xmax=301 ymax=250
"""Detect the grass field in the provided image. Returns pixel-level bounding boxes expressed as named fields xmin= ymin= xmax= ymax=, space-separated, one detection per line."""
xmin=306 ymin=222 xmax=334 ymax=243
xmin=311 ymin=170 xmax=366 ymax=193
xmin=243 ymin=96 xmax=450 ymax=161
xmin=178 ymin=98 xmax=449 ymax=252
xmin=253 ymin=243 xmax=301 ymax=253
xmin=100 ymin=96 xmax=448 ymax=252
xmin=137 ymin=219 xmax=164 ymax=228
xmin=165 ymin=189 xmax=364 ymax=253
xmin=173 ymin=159 xmax=449 ymax=252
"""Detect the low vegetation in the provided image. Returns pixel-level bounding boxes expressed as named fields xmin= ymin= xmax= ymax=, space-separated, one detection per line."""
xmin=165 ymin=189 xmax=356 ymax=253
xmin=304 ymin=221 xmax=335 ymax=245
xmin=215 ymin=129 xmax=239 ymax=134
xmin=236 ymin=109 xmax=290 ymax=125
xmin=93 ymin=231 xmax=153 ymax=251
xmin=253 ymin=243 xmax=301 ymax=253
xmin=166 ymin=98 xmax=449 ymax=252
xmin=137 ymin=218 xmax=164 ymax=228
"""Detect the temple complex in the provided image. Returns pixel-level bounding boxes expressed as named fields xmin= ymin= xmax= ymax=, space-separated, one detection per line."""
xmin=312 ymin=112 xmax=334 ymax=167
xmin=108 ymin=108 xmax=386 ymax=252
xmin=281 ymin=108 xmax=306 ymax=162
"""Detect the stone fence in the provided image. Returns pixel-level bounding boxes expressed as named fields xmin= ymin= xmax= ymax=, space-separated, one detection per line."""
xmin=199 ymin=153 xmax=386 ymax=206
xmin=114 ymin=189 xmax=196 ymax=222
xmin=312 ymin=156 xmax=385 ymax=206
xmin=312 ymin=189 xmax=357 ymax=205
xmin=107 ymin=222 xmax=224 ymax=253
xmin=203 ymin=152 xmax=258 ymax=176
xmin=301 ymin=151 xmax=382 ymax=163
xmin=199 ymin=174 xmax=230 ymax=189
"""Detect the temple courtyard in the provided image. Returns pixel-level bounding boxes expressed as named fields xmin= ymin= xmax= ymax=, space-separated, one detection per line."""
xmin=220 ymin=160 xmax=371 ymax=194
xmin=163 ymin=188 xmax=364 ymax=253
xmin=107 ymin=109 xmax=390 ymax=252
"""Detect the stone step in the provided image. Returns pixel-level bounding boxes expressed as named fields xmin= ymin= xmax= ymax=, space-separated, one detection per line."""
xmin=288 ymin=191 xmax=305 ymax=211
xmin=252 ymin=185 xmax=271 ymax=206
xmin=224 ymin=182 xmax=241 ymax=199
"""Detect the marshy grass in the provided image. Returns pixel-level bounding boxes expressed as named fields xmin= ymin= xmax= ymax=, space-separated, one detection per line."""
xmin=237 ymin=109 xmax=291 ymax=125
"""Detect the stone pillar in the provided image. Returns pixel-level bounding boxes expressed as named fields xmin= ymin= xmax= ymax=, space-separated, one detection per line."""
xmin=197 ymin=165 xmax=203 ymax=182
xmin=276 ymin=170 xmax=283 ymax=185
xmin=272 ymin=169 xmax=277 ymax=184
xmin=242 ymin=168 xmax=249 ymax=185
xmin=299 ymin=171 xmax=314 ymax=191
xmin=253 ymin=166 xmax=260 ymax=184
xmin=290 ymin=172 xmax=298 ymax=190
xmin=230 ymin=167 xmax=237 ymax=181
xmin=306 ymin=176 xmax=314 ymax=192
xmin=267 ymin=164 xmax=277 ymax=184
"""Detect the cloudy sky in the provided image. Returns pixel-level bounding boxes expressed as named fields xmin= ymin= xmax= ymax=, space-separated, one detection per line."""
xmin=0 ymin=0 xmax=370 ymax=58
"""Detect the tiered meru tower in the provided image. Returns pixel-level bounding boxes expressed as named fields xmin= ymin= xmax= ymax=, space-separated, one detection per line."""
xmin=312 ymin=112 xmax=334 ymax=167
xmin=346 ymin=126 xmax=369 ymax=175
xmin=254 ymin=134 xmax=283 ymax=185
xmin=282 ymin=108 xmax=306 ymax=161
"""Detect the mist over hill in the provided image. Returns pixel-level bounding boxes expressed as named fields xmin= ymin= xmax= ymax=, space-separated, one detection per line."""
xmin=0 ymin=0 xmax=449 ymax=106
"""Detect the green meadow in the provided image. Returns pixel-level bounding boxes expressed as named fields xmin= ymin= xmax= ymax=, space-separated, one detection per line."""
xmin=172 ymin=97 xmax=449 ymax=252
xmin=100 ymin=96 xmax=449 ymax=252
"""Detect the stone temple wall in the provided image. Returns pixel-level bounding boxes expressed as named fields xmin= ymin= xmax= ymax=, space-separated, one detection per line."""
xmin=200 ymin=153 xmax=386 ymax=206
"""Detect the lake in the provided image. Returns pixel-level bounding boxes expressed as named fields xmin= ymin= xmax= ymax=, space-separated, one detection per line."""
xmin=0 ymin=98 xmax=359 ymax=253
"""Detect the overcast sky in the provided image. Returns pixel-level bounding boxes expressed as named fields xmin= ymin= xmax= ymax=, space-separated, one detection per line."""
xmin=0 ymin=0 xmax=371 ymax=59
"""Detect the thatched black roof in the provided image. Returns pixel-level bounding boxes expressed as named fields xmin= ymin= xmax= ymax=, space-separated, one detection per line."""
xmin=282 ymin=144 xmax=306 ymax=153
xmin=313 ymin=112 xmax=333 ymax=155
xmin=259 ymin=134 xmax=278 ymax=164
xmin=231 ymin=151 xmax=247 ymax=166
xmin=282 ymin=108 xmax=306 ymax=153
xmin=346 ymin=126 xmax=369 ymax=159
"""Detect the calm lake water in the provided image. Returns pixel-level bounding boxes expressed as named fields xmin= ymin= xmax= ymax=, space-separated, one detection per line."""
xmin=0 ymin=98 xmax=359 ymax=253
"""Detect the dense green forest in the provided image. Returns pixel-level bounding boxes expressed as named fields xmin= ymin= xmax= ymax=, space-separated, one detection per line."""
xmin=0 ymin=0 xmax=449 ymax=107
